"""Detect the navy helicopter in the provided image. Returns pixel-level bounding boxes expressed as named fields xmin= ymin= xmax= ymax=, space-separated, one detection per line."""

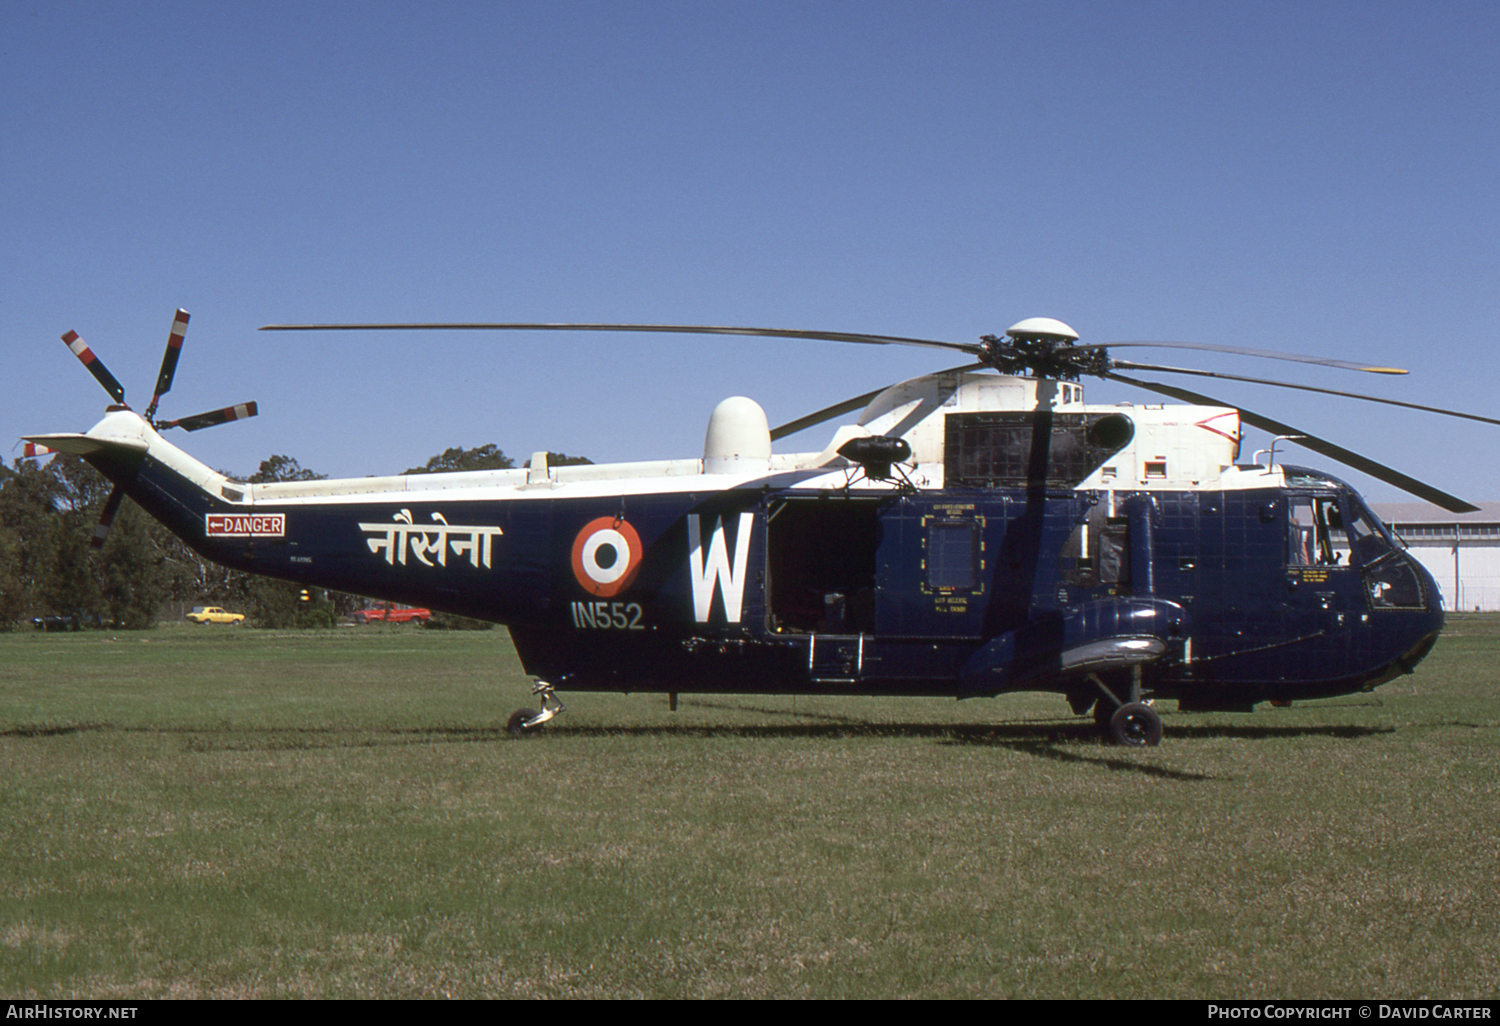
xmin=26 ymin=312 xmax=1500 ymax=746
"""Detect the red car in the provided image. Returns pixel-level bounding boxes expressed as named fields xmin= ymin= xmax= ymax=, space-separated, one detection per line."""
xmin=350 ymin=606 xmax=431 ymax=624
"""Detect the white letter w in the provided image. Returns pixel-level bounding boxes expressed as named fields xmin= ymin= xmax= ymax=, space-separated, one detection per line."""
xmin=687 ymin=512 xmax=754 ymax=623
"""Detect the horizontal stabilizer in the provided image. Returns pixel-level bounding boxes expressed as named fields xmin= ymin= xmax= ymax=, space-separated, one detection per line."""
xmin=20 ymin=433 xmax=149 ymax=458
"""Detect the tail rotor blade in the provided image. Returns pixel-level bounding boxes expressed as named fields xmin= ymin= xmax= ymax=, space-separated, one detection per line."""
xmin=61 ymin=330 xmax=127 ymax=405
xmin=159 ymin=401 xmax=258 ymax=432
xmin=145 ymin=309 xmax=190 ymax=421
xmin=91 ymin=485 xmax=126 ymax=550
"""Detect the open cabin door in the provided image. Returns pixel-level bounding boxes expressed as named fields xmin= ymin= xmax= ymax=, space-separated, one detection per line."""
xmin=765 ymin=497 xmax=883 ymax=682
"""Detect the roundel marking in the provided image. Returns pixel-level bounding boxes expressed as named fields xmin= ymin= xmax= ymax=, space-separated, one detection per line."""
xmin=571 ymin=516 xmax=644 ymax=597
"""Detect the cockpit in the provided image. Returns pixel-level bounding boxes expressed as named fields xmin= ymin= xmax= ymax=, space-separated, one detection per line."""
xmin=1284 ymin=469 xmax=1431 ymax=610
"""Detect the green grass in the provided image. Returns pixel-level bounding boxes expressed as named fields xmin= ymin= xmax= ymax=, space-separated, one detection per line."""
xmin=2 ymin=618 xmax=1498 ymax=998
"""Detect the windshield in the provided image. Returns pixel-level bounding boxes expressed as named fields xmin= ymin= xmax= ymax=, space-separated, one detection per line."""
xmin=1332 ymin=492 xmax=1400 ymax=567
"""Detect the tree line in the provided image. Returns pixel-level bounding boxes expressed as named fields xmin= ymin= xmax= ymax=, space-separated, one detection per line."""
xmin=0 ymin=446 xmax=589 ymax=630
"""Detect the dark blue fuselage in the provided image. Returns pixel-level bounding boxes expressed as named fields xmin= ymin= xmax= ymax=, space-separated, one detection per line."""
xmin=117 ymin=446 xmax=1443 ymax=711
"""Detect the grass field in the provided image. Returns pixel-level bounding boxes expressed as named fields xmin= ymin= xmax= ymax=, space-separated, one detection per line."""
xmin=2 ymin=618 xmax=1497 ymax=999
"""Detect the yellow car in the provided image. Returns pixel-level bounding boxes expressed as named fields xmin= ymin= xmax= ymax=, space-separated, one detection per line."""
xmin=186 ymin=606 xmax=245 ymax=625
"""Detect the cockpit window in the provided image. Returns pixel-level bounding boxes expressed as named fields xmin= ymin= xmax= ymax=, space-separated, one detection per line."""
xmin=1288 ymin=497 xmax=1345 ymax=566
xmin=1365 ymin=559 xmax=1427 ymax=609
xmin=1332 ymin=496 xmax=1398 ymax=567
xmin=1288 ymin=493 xmax=1425 ymax=608
xmin=1288 ymin=494 xmax=1399 ymax=569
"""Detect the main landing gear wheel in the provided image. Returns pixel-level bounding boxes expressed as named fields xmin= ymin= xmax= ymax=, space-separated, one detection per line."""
xmin=1108 ymin=701 xmax=1163 ymax=747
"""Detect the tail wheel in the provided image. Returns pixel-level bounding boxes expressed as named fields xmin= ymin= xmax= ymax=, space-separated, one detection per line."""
xmin=507 ymin=708 xmax=541 ymax=736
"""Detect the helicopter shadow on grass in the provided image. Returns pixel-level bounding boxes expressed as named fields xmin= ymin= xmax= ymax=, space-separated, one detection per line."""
xmin=0 ymin=713 xmax=1395 ymax=774
xmin=561 ymin=700 xmax=1397 ymax=783
xmin=944 ymin=723 xmax=1395 ymax=782
xmin=668 ymin=698 xmax=1394 ymax=743
xmin=514 ymin=718 xmax=1393 ymax=784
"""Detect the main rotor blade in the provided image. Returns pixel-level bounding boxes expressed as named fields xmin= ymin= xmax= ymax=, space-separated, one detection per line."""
xmin=1109 ymin=361 xmax=1500 ymax=427
xmin=1092 ymin=341 xmax=1406 ymax=375
xmin=1105 ymin=371 xmax=1478 ymax=514
xmin=771 ymin=391 xmax=885 ymax=442
xmin=60 ymin=330 xmax=127 ymax=405
xmin=259 ymin=322 xmax=1412 ymax=378
xmin=770 ymin=363 xmax=989 ymax=441
xmin=259 ymin=322 xmax=985 ymax=358
xmin=146 ymin=308 xmax=191 ymax=420
xmin=158 ymin=401 xmax=258 ymax=432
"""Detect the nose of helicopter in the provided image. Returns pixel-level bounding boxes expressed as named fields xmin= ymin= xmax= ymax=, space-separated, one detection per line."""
xmin=1361 ymin=552 xmax=1443 ymax=686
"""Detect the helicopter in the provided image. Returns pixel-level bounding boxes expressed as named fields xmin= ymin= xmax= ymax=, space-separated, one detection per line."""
xmin=25 ymin=311 xmax=1500 ymax=746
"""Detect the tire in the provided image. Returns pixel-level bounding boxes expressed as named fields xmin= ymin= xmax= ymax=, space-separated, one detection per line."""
xmin=1108 ymin=701 xmax=1163 ymax=747
xmin=507 ymin=708 xmax=541 ymax=736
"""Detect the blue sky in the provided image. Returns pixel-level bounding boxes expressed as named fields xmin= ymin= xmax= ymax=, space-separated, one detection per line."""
xmin=5 ymin=0 xmax=1497 ymax=504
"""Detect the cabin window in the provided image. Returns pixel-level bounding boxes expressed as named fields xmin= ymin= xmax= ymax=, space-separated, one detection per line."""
xmin=1098 ymin=522 xmax=1130 ymax=585
xmin=1060 ymin=509 xmax=1130 ymax=588
xmin=925 ymin=518 xmax=980 ymax=591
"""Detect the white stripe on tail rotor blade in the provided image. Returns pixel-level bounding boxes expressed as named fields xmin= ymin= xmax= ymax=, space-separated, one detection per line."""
xmin=168 ymin=309 xmax=190 ymax=349
xmin=61 ymin=330 xmax=93 ymax=362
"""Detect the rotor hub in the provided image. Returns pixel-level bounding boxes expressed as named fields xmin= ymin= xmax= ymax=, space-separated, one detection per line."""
xmin=976 ymin=317 xmax=1104 ymax=380
xmin=1005 ymin=317 xmax=1079 ymax=343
